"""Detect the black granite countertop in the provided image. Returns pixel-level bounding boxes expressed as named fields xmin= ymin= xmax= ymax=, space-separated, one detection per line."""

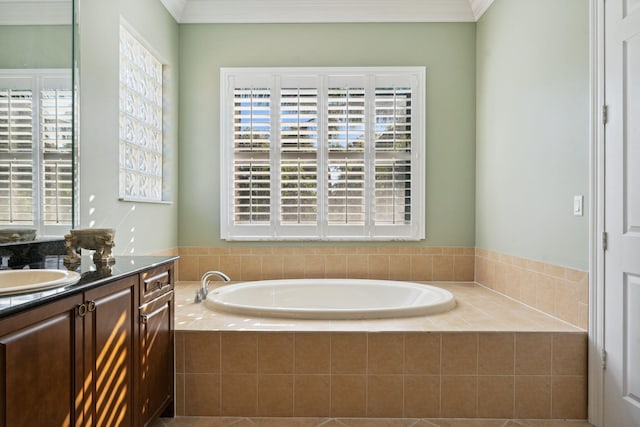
xmin=0 ymin=255 xmax=178 ymax=319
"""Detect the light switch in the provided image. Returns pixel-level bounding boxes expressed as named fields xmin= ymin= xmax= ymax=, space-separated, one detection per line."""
xmin=573 ymin=195 xmax=583 ymax=216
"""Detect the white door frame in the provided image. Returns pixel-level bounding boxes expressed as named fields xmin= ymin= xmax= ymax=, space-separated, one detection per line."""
xmin=589 ymin=0 xmax=605 ymax=425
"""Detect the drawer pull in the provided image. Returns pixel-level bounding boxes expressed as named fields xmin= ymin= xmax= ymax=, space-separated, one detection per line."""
xmin=87 ymin=300 xmax=96 ymax=312
xmin=140 ymin=314 xmax=148 ymax=324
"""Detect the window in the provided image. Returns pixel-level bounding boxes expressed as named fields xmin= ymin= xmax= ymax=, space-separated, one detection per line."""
xmin=0 ymin=70 xmax=73 ymax=235
xmin=119 ymin=23 xmax=164 ymax=202
xmin=220 ymin=67 xmax=425 ymax=241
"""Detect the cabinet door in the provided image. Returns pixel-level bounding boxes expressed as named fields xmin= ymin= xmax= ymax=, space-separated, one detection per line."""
xmin=139 ymin=290 xmax=174 ymax=426
xmin=84 ymin=275 xmax=139 ymax=427
xmin=0 ymin=294 xmax=84 ymax=427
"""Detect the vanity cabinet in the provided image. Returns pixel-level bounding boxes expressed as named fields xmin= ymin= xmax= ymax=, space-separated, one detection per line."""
xmin=0 ymin=260 xmax=175 ymax=427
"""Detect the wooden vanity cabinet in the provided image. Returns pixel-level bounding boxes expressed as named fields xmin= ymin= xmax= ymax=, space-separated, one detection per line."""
xmin=0 ymin=260 xmax=175 ymax=427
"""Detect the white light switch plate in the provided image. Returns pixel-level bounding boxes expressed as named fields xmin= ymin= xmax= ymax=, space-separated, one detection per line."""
xmin=573 ymin=195 xmax=583 ymax=216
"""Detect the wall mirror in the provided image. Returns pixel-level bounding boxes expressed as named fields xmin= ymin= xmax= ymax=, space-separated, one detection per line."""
xmin=0 ymin=0 xmax=76 ymax=245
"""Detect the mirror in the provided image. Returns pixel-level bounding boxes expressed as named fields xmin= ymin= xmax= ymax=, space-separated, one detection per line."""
xmin=0 ymin=0 xmax=76 ymax=244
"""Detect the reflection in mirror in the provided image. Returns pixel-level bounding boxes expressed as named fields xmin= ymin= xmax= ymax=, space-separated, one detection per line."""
xmin=0 ymin=0 xmax=75 ymax=243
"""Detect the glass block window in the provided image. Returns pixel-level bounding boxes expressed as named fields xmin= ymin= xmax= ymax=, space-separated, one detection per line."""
xmin=119 ymin=24 xmax=163 ymax=202
xmin=220 ymin=67 xmax=425 ymax=241
xmin=0 ymin=71 xmax=73 ymax=234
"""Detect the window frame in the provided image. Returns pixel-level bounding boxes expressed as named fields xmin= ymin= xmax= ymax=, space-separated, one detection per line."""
xmin=0 ymin=69 xmax=73 ymax=236
xmin=220 ymin=67 xmax=426 ymax=241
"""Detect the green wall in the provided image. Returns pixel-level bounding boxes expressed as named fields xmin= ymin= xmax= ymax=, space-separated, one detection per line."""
xmin=178 ymin=23 xmax=477 ymax=247
xmin=0 ymin=25 xmax=72 ymax=69
xmin=475 ymin=0 xmax=589 ymax=269
xmin=78 ymin=0 xmax=179 ymax=255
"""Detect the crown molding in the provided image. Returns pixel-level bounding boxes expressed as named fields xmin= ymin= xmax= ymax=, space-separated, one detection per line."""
xmin=159 ymin=0 xmax=188 ymax=22
xmin=0 ymin=0 xmax=72 ymax=25
xmin=469 ymin=0 xmax=495 ymax=20
xmin=164 ymin=0 xmax=490 ymax=24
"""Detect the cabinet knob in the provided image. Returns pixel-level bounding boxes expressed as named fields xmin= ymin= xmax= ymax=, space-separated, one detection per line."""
xmin=77 ymin=303 xmax=87 ymax=317
xmin=140 ymin=314 xmax=148 ymax=324
xmin=87 ymin=300 xmax=96 ymax=312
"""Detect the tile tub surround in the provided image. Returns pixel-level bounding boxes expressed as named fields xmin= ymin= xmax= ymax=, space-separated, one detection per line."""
xmin=474 ymin=249 xmax=589 ymax=329
xmin=176 ymin=247 xmax=476 ymax=283
xmin=173 ymin=283 xmax=587 ymax=420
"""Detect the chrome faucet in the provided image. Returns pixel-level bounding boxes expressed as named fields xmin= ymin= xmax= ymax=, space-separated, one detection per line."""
xmin=194 ymin=270 xmax=231 ymax=303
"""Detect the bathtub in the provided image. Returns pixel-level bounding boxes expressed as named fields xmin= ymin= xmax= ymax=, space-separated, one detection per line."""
xmin=205 ymin=278 xmax=456 ymax=319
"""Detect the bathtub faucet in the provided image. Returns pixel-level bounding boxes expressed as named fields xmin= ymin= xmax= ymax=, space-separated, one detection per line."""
xmin=194 ymin=270 xmax=231 ymax=303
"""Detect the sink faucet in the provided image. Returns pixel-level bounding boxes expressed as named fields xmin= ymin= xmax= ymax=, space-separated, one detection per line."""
xmin=194 ymin=270 xmax=231 ymax=303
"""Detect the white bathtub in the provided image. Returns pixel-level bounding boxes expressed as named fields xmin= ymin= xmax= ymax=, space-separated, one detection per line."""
xmin=205 ymin=279 xmax=456 ymax=319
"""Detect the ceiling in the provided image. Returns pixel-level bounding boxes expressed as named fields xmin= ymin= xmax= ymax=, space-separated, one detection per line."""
xmin=0 ymin=0 xmax=495 ymax=26
xmin=159 ymin=0 xmax=495 ymax=23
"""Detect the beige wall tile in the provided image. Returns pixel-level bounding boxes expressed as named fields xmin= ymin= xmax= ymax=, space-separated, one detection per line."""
xmin=442 ymin=333 xmax=478 ymax=375
xmin=184 ymin=331 xmax=220 ymax=374
xmin=404 ymin=333 xmax=441 ymax=375
xmin=294 ymin=333 xmax=330 ymax=374
xmin=261 ymin=255 xmax=284 ymax=280
xmin=258 ymin=333 xmax=293 ymax=374
xmin=404 ymin=375 xmax=441 ymax=417
xmin=347 ymin=255 xmax=369 ymax=278
xmin=515 ymin=333 xmax=551 ymax=375
xmin=410 ymin=255 xmax=433 ymax=281
xmin=324 ymin=255 xmax=347 ymax=278
xmin=330 ymin=375 xmax=366 ymax=417
xmin=368 ymin=255 xmax=390 ymax=280
xmin=441 ymin=375 xmax=477 ymax=417
xmin=477 ymin=375 xmax=514 ymax=418
xmin=304 ymin=255 xmax=325 ymax=278
xmin=367 ymin=333 xmax=404 ymax=374
xmin=241 ymin=256 xmax=262 ymax=281
xmin=221 ymin=332 xmax=257 ymax=374
xmin=178 ymin=256 xmax=199 ymax=281
xmin=514 ymin=375 xmax=551 ymax=419
xmin=283 ymin=255 xmax=306 ymax=279
xmin=367 ymin=375 xmax=403 ymax=417
xmin=535 ymin=274 xmax=555 ymax=315
xmin=389 ymin=255 xmax=411 ymax=281
xmin=331 ymin=333 xmax=366 ymax=374
xmin=552 ymin=333 xmax=587 ymax=376
xmin=185 ymin=373 xmax=220 ymax=416
xmin=433 ymin=255 xmax=454 ymax=281
xmin=175 ymin=373 xmax=185 ymax=415
xmin=519 ymin=269 xmax=537 ymax=307
xmin=293 ymin=375 xmax=330 ymax=417
xmin=454 ymin=255 xmax=475 ymax=281
xmin=219 ymin=255 xmax=242 ymax=281
xmin=175 ymin=331 xmax=185 ymax=374
xmin=197 ymin=255 xmax=221 ymax=278
xmin=257 ymin=374 xmax=294 ymax=416
xmin=551 ymin=375 xmax=587 ymax=419
xmin=221 ymin=374 xmax=257 ymax=416
xmin=478 ymin=333 xmax=514 ymax=375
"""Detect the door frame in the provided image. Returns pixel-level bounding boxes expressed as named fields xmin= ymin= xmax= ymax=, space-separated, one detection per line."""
xmin=589 ymin=0 xmax=605 ymax=425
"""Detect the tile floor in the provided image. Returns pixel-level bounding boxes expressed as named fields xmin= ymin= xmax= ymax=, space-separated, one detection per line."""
xmin=150 ymin=416 xmax=594 ymax=427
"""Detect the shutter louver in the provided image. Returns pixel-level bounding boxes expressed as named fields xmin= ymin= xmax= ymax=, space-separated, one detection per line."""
xmin=234 ymin=88 xmax=271 ymax=152
xmin=327 ymin=158 xmax=365 ymax=225
xmin=0 ymin=89 xmax=33 ymax=152
xmin=0 ymin=160 xmax=33 ymax=224
xmin=233 ymin=159 xmax=271 ymax=224
xmin=374 ymin=87 xmax=413 ymax=225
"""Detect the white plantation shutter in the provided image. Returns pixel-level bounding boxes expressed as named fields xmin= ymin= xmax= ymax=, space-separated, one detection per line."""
xmin=221 ymin=67 xmax=425 ymax=241
xmin=0 ymin=71 xmax=73 ymax=232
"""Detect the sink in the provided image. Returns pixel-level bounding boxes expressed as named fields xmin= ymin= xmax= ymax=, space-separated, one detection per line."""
xmin=0 ymin=269 xmax=81 ymax=295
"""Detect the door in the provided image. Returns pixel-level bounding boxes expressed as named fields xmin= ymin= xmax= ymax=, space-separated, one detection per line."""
xmin=603 ymin=0 xmax=640 ymax=425
xmin=139 ymin=290 xmax=174 ymax=426
xmin=0 ymin=294 xmax=84 ymax=427
xmin=84 ymin=276 xmax=139 ymax=427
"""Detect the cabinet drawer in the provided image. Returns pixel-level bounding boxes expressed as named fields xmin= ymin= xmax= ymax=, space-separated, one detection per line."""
xmin=140 ymin=263 xmax=174 ymax=303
